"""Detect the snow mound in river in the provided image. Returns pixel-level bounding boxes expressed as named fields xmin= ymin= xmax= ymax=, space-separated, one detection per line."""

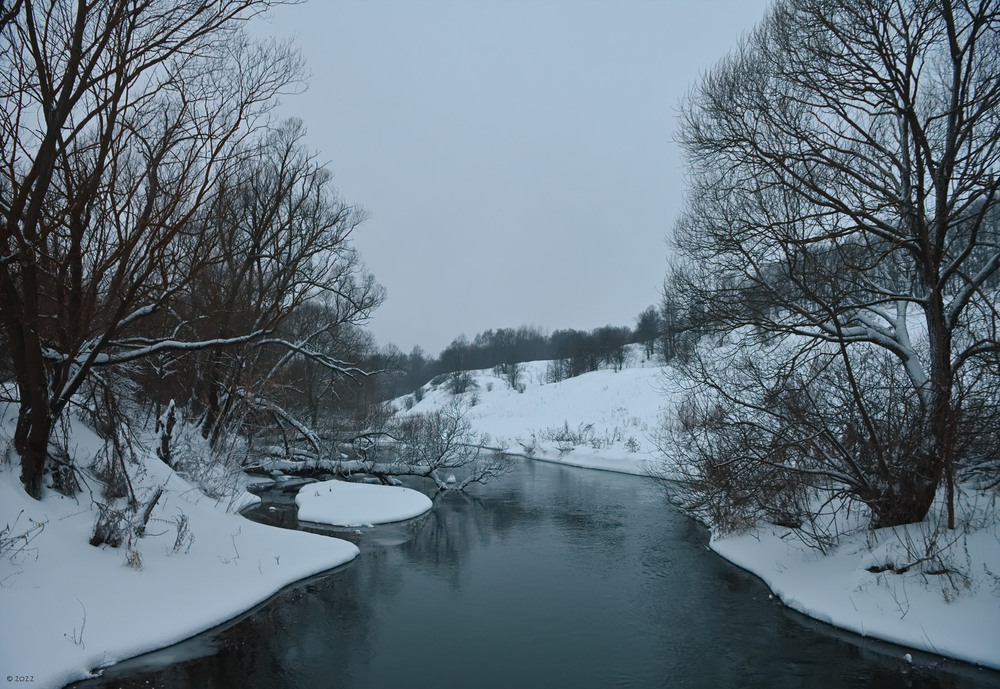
xmin=296 ymin=480 xmax=433 ymax=527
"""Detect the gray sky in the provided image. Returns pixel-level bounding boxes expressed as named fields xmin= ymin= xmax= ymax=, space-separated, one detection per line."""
xmin=254 ymin=0 xmax=772 ymax=357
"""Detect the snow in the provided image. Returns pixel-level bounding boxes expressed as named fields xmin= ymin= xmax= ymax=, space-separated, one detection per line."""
xmin=1 ymin=341 xmax=997 ymax=685
xmin=296 ymin=480 xmax=433 ymax=527
xmin=710 ymin=510 xmax=1000 ymax=670
xmin=0 ymin=407 xmax=360 ymax=689
xmin=398 ymin=346 xmax=670 ymax=476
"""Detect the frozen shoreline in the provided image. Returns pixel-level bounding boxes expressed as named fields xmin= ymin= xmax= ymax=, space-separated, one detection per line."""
xmin=710 ymin=520 xmax=1000 ymax=671
xmin=0 ymin=405 xmax=422 ymax=689
xmin=0 ymin=460 xmax=360 ymax=689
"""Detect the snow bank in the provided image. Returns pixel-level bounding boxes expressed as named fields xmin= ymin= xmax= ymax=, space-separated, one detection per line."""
xmin=296 ymin=479 xmax=433 ymax=527
xmin=711 ymin=502 xmax=1000 ymax=670
xmin=0 ymin=409 xmax=359 ymax=689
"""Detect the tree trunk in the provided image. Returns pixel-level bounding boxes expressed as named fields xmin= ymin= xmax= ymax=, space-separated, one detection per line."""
xmin=11 ymin=326 xmax=53 ymax=500
xmin=868 ymin=300 xmax=953 ymax=530
xmin=200 ymin=354 xmax=224 ymax=441
xmin=869 ymin=460 xmax=940 ymax=529
xmin=927 ymin=286 xmax=956 ymax=529
xmin=17 ymin=385 xmax=52 ymax=500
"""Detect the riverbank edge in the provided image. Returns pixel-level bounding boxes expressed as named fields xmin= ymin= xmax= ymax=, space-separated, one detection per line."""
xmin=0 ymin=408 xmax=363 ymax=689
xmin=61 ymin=559 xmax=360 ymax=688
xmin=709 ymin=523 xmax=1000 ymax=673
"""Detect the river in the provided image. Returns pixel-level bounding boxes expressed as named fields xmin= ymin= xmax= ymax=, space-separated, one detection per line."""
xmin=68 ymin=459 xmax=1000 ymax=688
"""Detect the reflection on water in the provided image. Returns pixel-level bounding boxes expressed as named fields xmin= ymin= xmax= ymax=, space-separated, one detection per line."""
xmin=69 ymin=461 xmax=1000 ymax=689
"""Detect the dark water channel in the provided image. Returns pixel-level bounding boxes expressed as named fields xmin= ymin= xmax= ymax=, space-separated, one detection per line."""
xmin=70 ymin=460 xmax=1000 ymax=689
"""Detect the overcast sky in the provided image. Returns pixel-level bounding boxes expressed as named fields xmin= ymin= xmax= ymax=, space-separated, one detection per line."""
xmin=253 ymin=1 xmax=772 ymax=357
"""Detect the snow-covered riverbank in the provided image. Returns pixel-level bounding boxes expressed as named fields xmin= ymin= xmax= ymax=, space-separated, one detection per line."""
xmin=0 ymin=405 xmax=418 ymax=689
xmin=712 ymin=512 xmax=1000 ymax=671
xmin=0 ymin=460 xmax=358 ymax=689
xmin=396 ymin=352 xmax=669 ymax=476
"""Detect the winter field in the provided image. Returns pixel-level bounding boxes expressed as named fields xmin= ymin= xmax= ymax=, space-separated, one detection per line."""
xmin=0 ymin=346 xmax=998 ymax=689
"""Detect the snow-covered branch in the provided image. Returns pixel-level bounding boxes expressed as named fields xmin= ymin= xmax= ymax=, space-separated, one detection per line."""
xmin=98 ymin=331 xmax=271 ymax=366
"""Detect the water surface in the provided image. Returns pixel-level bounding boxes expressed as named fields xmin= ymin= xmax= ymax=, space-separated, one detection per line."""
xmin=69 ymin=460 xmax=1000 ymax=688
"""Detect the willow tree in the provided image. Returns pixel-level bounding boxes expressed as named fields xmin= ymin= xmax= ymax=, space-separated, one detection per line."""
xmin=666 ymin=0 xmax=1000 ymax=529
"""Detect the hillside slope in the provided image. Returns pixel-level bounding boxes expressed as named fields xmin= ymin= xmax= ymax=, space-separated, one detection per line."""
xmin=396 ymin=346 xmax=672 ymax=474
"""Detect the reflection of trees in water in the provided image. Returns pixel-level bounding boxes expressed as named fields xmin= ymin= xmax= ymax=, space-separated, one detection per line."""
xmin=399 ymin=489 xmax=534 ymax=586
xmin=237 ymin=572 xmax=371 ymax=688
xmin=398 ymin=464 xmax=639 ymax=585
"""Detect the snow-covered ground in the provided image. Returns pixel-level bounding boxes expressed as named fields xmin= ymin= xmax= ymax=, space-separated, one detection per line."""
xmin=0 ymin=405 xmax=412 ymax=689
xmin=712 ymin=508 xmax=1000 ymax=670
xmin=397 ymin=348 xmax=671 ymax=475
xmin=393 ymin=346 xmax=1000 ymax=671
xmin=296 ymin=479 xmax=433 ymax=527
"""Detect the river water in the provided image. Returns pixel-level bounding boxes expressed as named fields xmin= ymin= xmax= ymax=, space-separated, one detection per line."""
xmin=69 ymin=460 xmax=1000 ymax=688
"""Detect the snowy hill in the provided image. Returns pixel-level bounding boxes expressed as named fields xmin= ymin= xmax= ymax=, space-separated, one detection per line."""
xmin=394 ymin=345 xmax=673 ymax=475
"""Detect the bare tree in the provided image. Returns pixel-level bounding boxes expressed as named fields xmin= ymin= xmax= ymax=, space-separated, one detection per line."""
xmin=634 ymin=306 xmax=660 ymax=360
xmin=0 ymin=0 xmax=301 ymax=498
xmin=496 ymin=361 xmax=524 ymax=393
xmin=177 ymin=118 xmax=383 ymax=447
xmin=665 ymin=0 xmax=1000 ymax=529
xmin=350 ymin=401 xmax=511 ymax=490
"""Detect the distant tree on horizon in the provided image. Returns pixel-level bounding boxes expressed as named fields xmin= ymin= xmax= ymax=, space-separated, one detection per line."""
xmin=635 ymin=306 xmax=661 ymax=359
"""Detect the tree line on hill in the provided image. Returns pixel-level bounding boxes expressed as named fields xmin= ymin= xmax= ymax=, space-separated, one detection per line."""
xmin=372 ymin=305 xmax=684 ymax=402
